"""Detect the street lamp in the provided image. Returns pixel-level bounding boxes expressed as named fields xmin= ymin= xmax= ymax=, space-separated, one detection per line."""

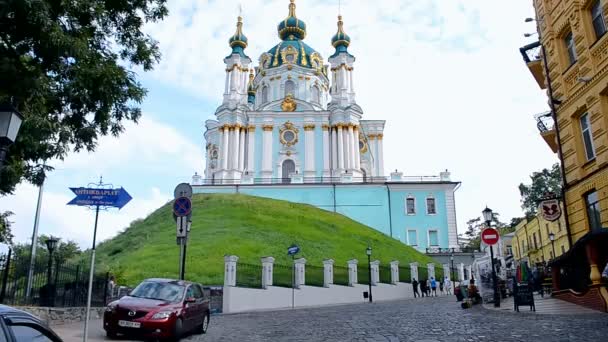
xmin=549 ymin=232 xmax=556 ymax=260
xmin=0 ymin=104 xmax=24 ymax=167
xmin=450 ymin=252 xmax=455 ymax=282
xmin=366 ymin=246 xmax=372 ymax=303
xmin=482 ymin=207 xmax=501 ymax=308
xmin=45 ymin=236 xmax=59 ymax=285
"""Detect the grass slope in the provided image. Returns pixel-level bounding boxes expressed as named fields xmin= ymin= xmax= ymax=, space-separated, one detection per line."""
xmin=93 ymin=194 xmax=438 ymax=286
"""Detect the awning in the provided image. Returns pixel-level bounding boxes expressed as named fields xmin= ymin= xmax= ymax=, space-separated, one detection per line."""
xmin=549 ymin=229 xmax=608 ymax=267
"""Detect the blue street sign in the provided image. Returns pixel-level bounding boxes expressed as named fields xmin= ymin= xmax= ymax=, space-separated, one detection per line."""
xmin=287 ymin=244 xmax=300 ymax=256
xmin=67 ymin=187 xmax=132 ymax=209
xmin=173 ymin=197 xmax=192 ymax=217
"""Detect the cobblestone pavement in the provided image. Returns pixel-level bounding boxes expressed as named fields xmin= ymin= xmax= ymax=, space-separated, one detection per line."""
xmin=185 ymin=296 xmax=608 ymax=342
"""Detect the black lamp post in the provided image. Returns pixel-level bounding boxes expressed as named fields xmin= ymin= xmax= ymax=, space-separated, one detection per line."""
xmin=450 ymin=253 xmax=455 ymax=282
xmin=482 ymin=207 xmax=500 ymax=308
xmin=45 ymin=236 xmax=59 ymax=285
xmin=366 ymin=246 xmax=372 ymax=303
xmin=0 ymin=104 xmax=24 ymax=167
xmin=549 ymin=232 xmax=556 ymax=260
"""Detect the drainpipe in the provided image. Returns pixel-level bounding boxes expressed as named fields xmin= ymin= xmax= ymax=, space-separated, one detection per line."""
xmin=332 ymin=183 xmax=337 ymax=213
xmin=386 ymin=184 xmax=393 ymax=238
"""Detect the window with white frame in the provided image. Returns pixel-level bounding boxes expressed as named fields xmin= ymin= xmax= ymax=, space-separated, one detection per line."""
xmin=580 ymin=113 xmax=596 ymax=161
xmin=426 ymin=197 xmax=437 ymax=215
xmin=406 ymin=197 xmax=416 ymax=215
xmin=428 ymin=230 xmax=439 ymax=246
xmin=564 ymin=31 xmax=577 ymax=65
xmin=407 ymin=229 xmax=418 ymax=247
xmin=592 ymin=0 xmax=607 ymax=39
xmin=284 ymin=80 xmax=295 ymax=97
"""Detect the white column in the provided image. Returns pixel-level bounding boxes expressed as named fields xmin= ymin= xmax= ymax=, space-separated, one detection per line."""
xmin=458 ymin=263 xmax=465 ymax=282
xmin=377 ymin=134 xmax=385 ymax=177
xmin=370 ymin=260 xmax=380 ymax=286
xmin=390 ymin=261 xmax=399 ymax=285
xmin=348 ymin=125 xmax=355 ymax=171
xmin=323 ymin=259 xmax=334 ymax=287
xmin=247 ymin=126 xmax=255 ymax=172
xmin=230 ymin=69 xmax=237 ymax=91
xmin=261 ymin=257 xmax=275 ymax=289
xmin=224 ymin=255 xmax=239 ymax=287
xmin=410 ymin=262 xmax=419 ymax=282
xmin=443 ymin=264 xmax=451 ymax=281
xmin=349 ymin=70 xmax=355 ymax=93
xmin=241 ymin=70 xmax=248 ymax=93
xmin=354 ymin=126 xmax=361 ymax=170
xmin=224 ymin=72 xmax=230 ymax=94
xmin=337 ymin=125 xmax=344 ymax=170
xmin=322 ymin=125 xmax=330 ymax=177
xmin=218 ymin=128 xmax=225 ymax=172
xmin=262 ymin=125 xmax=273 ymax=177
xmin=331 ymin=127 xmax=338 ymax=173
xmin=427 ymin=263 xmax=436 ymax=280
xmin=238 ymin=127 xmax=245 ymax=171
xmin=295 ymin=258 xmax=307 ymax=288
xmin=342 ymin=126 xmax=350 ymax=169
xmin=304 ymin=124 xmax=315 ymax=178
xmin=347 ymin=259 xmax=358 ymax=286
xmin=221 ymin=126 xmax=230 ymax=170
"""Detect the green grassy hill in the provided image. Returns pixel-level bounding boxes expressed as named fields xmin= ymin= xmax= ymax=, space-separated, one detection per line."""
xmin=92 ymin=194 xmax=438 ymax=286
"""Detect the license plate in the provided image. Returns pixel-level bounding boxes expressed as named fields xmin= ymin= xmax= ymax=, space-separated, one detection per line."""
xmin=118 ymin=320 xmax=141 ymax=328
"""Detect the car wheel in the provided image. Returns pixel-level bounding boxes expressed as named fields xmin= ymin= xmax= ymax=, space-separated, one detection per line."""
xmin=171 ymin=317 xmax=183 ymax=341
xmin=198 ymin=312 xmax=210 ymax=334
xmin=106 ymin=330 xmax=118 ymax=339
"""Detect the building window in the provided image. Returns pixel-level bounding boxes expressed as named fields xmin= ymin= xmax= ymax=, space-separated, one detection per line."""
xmin=407 ymin=229 xmax=418 ymax=247
xmin=428 ymin=230 xmax=439 ymax=247
xmin=284 ymin=80 xmax=295 ymax=97
xmin=262 ymin=86 xmax=269 ymax=103
xmin=592 ymin=0 xmax=607 ymax=39
xmin=426 ymin=197 xmax=437 ymax=215
xmin=585 ymin=190 xmax=602 ymax=230
xmin=580 ymin=113 xmax=596 ymax=161
xmin=281 ymin=159 xmax=295 ymax=184
xmin=311 ymin=86 xmax=320 ymax=104
xmin=406 ymin=197 xmax=416 ymax=215
xmin=565 ymin=31 xmax=577 ymax=65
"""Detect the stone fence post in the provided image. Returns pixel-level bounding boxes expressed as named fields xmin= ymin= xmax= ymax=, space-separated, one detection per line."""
xmin=458 ymin=263 xmax=465 ymax=282
xmin=261 ymin=257 xmax=275 ymax=289
xmin=323 ymin=259 xmax=334 ymax=287
xmin=442 ymin=264 xmax=450 ymax=281
xmin=390 ymin=261 xmax=399 ymax=285
xmin=410 ymin=262 xmax=419 ymax=282
xmin=294 ymin=258 xmax=307 ymax=288
xmin=224 ymin=255 xmax=238 ymax=287
xmin=427 ymin=263 xmax=435 ymax=280
xmin=348 ymin=259 xmax=358 ymax=286
xmin=370 ymin=260 xmax=380 ymax=285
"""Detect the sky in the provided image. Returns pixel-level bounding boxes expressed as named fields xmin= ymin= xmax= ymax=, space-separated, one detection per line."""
xmin=0 ymin=0 xmax=557 ymax=250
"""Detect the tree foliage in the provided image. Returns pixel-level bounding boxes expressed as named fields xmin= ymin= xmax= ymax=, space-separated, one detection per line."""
xmin=518 ymin=163 xmax=562 ymax=216
xmin=463 ymin=212 xmax=508 ymax=250
xmin=0 ymin=0 xmax=168 ymax=194
xmin=11 ymin=235 xmax=82 ymax=263
xmin=0 ymin=211 xmax=14 ymax=244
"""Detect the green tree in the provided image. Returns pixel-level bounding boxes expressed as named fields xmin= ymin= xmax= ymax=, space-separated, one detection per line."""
xmin=464 ymin=212 xmax=508 ymax=249
xmin=11 ymin=235 xmax=82 ymax=263
xmin=518 ymin=163 xmax=562 ymax=216
xmin=0 ymin=211 xmax=14 ymax=244
xmin=0 ymin=0 xmax=168 ymax=194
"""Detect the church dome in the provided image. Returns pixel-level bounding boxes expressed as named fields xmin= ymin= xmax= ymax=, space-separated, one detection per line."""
xmin=331 ymin=16 xmax=350 ymax=48
xmin=278 ymin=0 xmax=306 ymax=40
xmin=228 ymin=16 xmax=248 ymax=57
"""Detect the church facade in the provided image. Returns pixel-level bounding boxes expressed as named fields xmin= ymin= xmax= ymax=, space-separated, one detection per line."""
xmin=193 ymin=0 xmax=461 ymax=252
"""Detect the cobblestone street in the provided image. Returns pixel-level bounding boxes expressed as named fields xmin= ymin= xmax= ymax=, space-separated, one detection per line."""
xmin=188 ymin=296 xmax=608 ymax=342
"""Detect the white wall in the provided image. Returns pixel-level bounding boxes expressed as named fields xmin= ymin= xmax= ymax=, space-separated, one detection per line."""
xmin=223 ymin=283 xmax=414 ymax=313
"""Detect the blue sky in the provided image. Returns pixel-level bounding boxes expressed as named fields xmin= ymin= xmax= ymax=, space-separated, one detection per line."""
xmin=0 ymin=0 xmax=557 ymax=250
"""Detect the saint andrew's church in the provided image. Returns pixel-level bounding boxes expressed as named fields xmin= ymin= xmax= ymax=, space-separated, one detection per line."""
xmin=193 ymin=0 xmax=461 ymax=253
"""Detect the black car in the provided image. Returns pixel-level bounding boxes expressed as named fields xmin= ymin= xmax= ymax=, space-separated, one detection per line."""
xmin=0 ymin=305 xmax=63 ymax=341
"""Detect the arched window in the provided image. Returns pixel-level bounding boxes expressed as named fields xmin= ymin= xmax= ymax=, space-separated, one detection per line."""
xmin=284 ymin=80 xmax=295 ymax=97
xmin=311 ymin=86 xmax=320 ymax=104
xmin=261 ymin=85 xmax=269 ymax=104
xmin=282 ymin=159 xmax=296 ymax=183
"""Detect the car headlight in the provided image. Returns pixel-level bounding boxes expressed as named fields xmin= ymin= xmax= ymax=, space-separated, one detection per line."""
xmin=105 ymin=302 xmax=118 ymax=313
xmin=151 ymin=311 xmax=173 ymax=320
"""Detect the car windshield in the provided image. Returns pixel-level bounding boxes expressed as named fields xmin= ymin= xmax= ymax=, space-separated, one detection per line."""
xmin=129 ymin=281 xmax=185 ymax=302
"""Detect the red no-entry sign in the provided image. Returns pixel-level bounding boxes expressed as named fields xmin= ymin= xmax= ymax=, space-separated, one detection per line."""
xmin=481 ymin=228 xmax=500 ymax=246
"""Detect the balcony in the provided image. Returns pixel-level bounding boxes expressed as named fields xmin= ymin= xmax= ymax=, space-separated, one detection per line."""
xmin=535 ymin=110 xmax=559 ymax=153
xmin=520 ymin=41 xmax=546 ymax=89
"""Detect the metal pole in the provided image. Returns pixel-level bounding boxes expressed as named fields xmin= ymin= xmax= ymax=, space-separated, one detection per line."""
xmin=46 ymin=251 xmax=53 ymax=286
xmin=1 ymin=248 xmax=12 ymax=303
xmin=83 ymin=205 xmax=100 ymax=342
xmin=368 ymin=254 xmax=372 ymax=303
xmin=180 ymin=243 xmax=187 ymax=280
xmin=490 ymin=245 xmax=500 ymax=307
xmin=551 ymin=240 xmax=556 ymax=260
xmin=178 ymin=241 xmax=184 ymax=280
xmin=291 ymin=254 xmax=295 ymax=309
xmin=26 ymin=181 xmax=44 ymax=300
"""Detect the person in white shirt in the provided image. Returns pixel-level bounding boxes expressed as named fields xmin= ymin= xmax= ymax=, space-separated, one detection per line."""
xmin=444 ymin=277 xmax=452 ymax=295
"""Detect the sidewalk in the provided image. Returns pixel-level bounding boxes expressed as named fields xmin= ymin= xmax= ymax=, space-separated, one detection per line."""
xmin=483 ymin=293 xmax=599 ymax=315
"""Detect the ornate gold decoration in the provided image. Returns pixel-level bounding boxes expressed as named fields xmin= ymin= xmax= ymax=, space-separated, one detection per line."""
xmin=299 ymin=41 xmax=308 ymax=66
xmin=281 ymin=94 xmax=297 ymax=112
xmin=368 ymin=134 xmax=377 ymax=140
xmin=322 ymin=124 xmax=330 ymax=131
xmin=286 ymin=150 xmax=292 ymax=156
xmin=303 ymin=124 xmax=316 ymax=131
xmin=260 ymin=54 xmax=271 ymax=70
xmin=262 ymin=124 xmax=274 ymax=132
xmin=280 ymin=121 xmax=299 ymax=147
xmin=377 ymin=134 xmax=384 ymax=140
xmin=247 ymin=125 xmax=256 ymax=132
xmin=310 ymin=52 xmax=323 ymax=70
xmin=281 ymin=45 xmax=299 ymax=65
xmin=226 ymin=64 xmax=249 ymax=72
xmin=359 ymin=137 xmax=368 ymax=154
xmin=273 ymin=42 xmax=283 ymax=67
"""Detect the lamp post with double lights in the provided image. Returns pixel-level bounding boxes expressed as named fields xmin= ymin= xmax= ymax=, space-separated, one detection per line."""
xmin=482 ymin=207 xmax=501 ymax=308
xmin=366 ymin=246 xmax=373 ymax=303
xmin=0 ymin=104 xmax=24 ymax=167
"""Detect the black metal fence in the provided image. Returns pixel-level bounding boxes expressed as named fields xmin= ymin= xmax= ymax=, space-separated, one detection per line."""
xmin=273 ymin=264 xmax=293 ymax=288
xmin=379 ymin=266 xmax=392 ymax=284
xmin=399 ymin=266 xmax=411 ymax=283
xmin=306 ymin=265 xmax=325 ymax=287
xmin=358 ymin=265 xmax=370 ymax=285
xmin=435 ymin=268 xmax=444 ymax=281
xmin=418 ymin=267 xmax=428 ymax=281
xmin=0 ymin=250 xmax=109 ymax=307
xmin=235 ymin=263 xmax=263 ymax=289
xmin=333 ymin=266 xmax=349 ymax=286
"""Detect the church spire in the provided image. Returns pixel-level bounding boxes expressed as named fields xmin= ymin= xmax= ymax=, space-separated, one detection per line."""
xmin=331 ymin=15 xmax=352 ymax=57
xmin=229 ymin=16 xmax=249 ymax=57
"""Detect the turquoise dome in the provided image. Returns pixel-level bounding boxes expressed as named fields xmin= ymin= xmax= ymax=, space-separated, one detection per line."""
xmin=278 ymin=0 xmax=306 ymax=40
xmin=228 ymin=16 xmax=248 ymax=57
xmin=331 ymin=16 xmax=350 ymax=48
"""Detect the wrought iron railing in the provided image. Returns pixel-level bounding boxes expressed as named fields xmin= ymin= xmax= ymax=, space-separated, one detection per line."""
xmin=193 ymin=175 xmax=448 ymax=186
xmin=425 ymin=247 xmax=479 ymax=254
xmin=379 ymin=266 xmax=392 ymax=284
xmin=418 ymin=267 xmax=428 ymax=281
xmin=398 ymin=266 xmax=411 ymax=283
xmin=305 ymin=265 xmax=325 ymax=287
xmin=519 ymin=41 xmax=542 ymax=63
xmin=534 ymin=110 xmax=554 ymax=133
xmin=235 ymin=263 xmax=263 ymax=289
xmin=333 ymin=266 xmax=349 ymax=286
xmin=358 ymin=265 xmax=370 ymax=285
xmin=272 ymin=264 xmax=293 ymax=288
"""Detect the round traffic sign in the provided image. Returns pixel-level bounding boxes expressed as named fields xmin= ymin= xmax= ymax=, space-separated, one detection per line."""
xmin=173 ymin=197 xmax=192 ymax=217
xmin=174 ymin=183 xmax=193 ymax=199
xmin=481 ymin=228 xmax=500 ymax=246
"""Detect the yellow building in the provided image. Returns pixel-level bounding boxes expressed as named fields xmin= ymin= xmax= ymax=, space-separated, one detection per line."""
xmin=511 ymin=212 xmax=568 ymax=266
xmin=521 ymin=0 xmax=608 ymax=311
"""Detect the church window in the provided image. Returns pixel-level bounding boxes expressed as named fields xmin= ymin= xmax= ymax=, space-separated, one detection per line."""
xmin=262 ymin=86 xmax=269 ymax=103
xmin=426 ymin=197 xmax=436 ymax=215
xmin=428 ymin=230 xmax=439 ymax=247
xmin=282 ymin=159 xmax=296 ymax=183
xmin=311 ymin=86 xmax=320 ymax=104
xmin=285 ymin=80 xmax=295 ymax=97
xmin=407 ymin=229 xmax=418 ymax=246
xmin=406 ymin=197 xmax=416 ymax=215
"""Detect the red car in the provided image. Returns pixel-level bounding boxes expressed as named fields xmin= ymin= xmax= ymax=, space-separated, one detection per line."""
xmin=103 ymin=278 xmax=210 ymax=341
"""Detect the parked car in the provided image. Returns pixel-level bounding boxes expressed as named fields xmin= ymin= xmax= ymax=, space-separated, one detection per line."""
xmin=103 ymin=278 xmax=210 ymax=340
xmin=0 ymin=305 xmax=63 ymax=341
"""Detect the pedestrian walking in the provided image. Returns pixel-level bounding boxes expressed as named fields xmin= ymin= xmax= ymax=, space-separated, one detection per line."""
xmin=439 ymin=278 xmax=444 ymax=295
xmin=412 ymin=279 xmax=420 ymax=298
xmin=420 ymin=279 xmax=427 ymax=297
xmin=445 ymin=277 xmax=452 ymax=295
xmin=426 ymin=279 xmax=431 ymax=296
xmin=430 ymin=277 xmax=437 ymax=297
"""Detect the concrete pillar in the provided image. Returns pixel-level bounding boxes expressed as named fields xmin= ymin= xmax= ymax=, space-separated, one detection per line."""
xmin=323 ymin=259 xmax=334 ymax=287
xmin=370 ymin=260 xmax=380 ymax=285
xmin=262 ymin=125 xmax=273 ymax=178
xmin=348 ymin=259 xmax=358 ymax=286
xmin=224 ymin=255 xmax=239 ymax=287
xmin=337 ymin=125 xmax=344 ymax=170
xmin=261 ymin=257 xmax=275 ymax=289
xmin=232 ymin=126 xmax=241 ymax=170
xmin=458 ymin=263 xmax=465 ymax=282
xmin=427 ymin=263 xmax=435 ymax=280
xmin=442 ymin=264 xmax=450 ymax=281
xmin=221 ymin=126 xmax=230 ymax=171
xmin=347 ymin=124 xmax=355 ymax=170
xmin=390 ymin=261 xmax=399 ymax=285
xmin=246 ymin=126 xmax=255 ymax=172
xmin=294 ymin=258 xmax=306 ymax=288
xmin=410 ymin=262 xmax=419 ymax=282
xmin=322 ymin=125 xmax=330 ymax=178
xmin=238 ymin=127 xmax=246 ymax=171
xmin=331 ymin=126 xmax=337 ymax=173
xmin=304 ymin=124 xmax=315 ymax=179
